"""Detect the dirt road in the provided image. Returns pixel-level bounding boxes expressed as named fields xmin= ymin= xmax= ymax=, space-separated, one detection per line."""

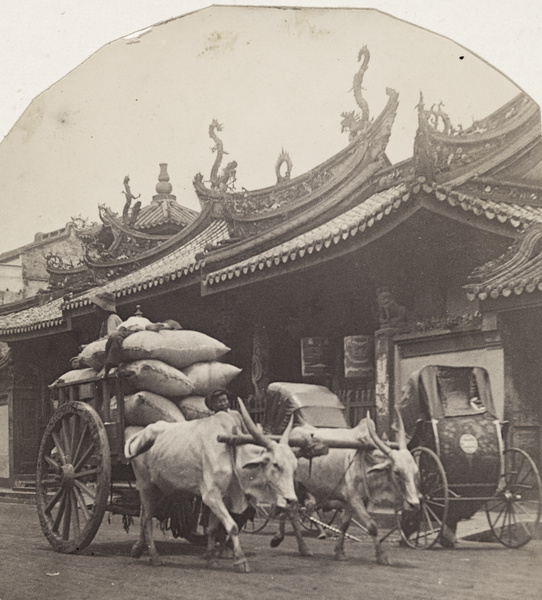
xmin=0 ymin=503 xmax=541 ymax=600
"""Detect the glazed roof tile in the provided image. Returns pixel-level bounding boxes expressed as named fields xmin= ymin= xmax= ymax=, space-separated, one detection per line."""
xmin=465 ymin=224 xmax=542 ymax=300
xmin=0 ymin=220 xmax=229 ymax=335
xmin=64 ymin=219 xmax=229 ymax=309
xmin=134 ymin=199 xmax=199 ymax=230
xmin=203 ymin=181 xmax=542 ymax=287
xmin=4 ymin=180 xmax=542 ymax=335
xmin=0 ymin=298 xmax=64 ymax=335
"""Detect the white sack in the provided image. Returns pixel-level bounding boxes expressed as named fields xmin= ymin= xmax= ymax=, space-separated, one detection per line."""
xmin=119 ymin=359 xmax=195 ymax=398
xmin=118 ymin=316 xmax=153 ymax=332
xmin=124 ymin=390 xmax=186 ymax=426
xmin=72 ymin=338 xmax=108 ymax=369
xmin=121 ymin=330 xmax=230 ymax=370
xmin=182 ymin=362 xmax=242 ymax=397
xmin=175 ymin=396 xmax=212 ymax=421
xmin=49 ymin=368 xmax=99 ymax=388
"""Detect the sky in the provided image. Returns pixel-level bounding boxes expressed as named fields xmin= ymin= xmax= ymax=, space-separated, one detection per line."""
xmin=1 ymin=1 xmax=542 ymax=254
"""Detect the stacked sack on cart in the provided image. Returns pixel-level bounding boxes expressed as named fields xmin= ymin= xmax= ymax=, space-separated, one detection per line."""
xmin=51 ymin=315 xmax=242 ymax=434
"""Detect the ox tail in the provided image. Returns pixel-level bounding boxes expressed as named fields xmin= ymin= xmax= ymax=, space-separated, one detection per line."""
xmin=124 ymin=421 xmax=172 ymax=459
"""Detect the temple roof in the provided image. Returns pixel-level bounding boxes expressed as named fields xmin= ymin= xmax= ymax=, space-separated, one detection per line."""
xmin=0 ymin=297 xmax=65 ymax=337
xmin=0 ymin=219 xmax=229 ymax=337
xmin=194 ymin=48 xmax=400 ymax=242
xmin=204 ymin=180 xmax=542 ymax=289
xmin=3 ymin=53 xmax=542 ymax=338
xmin=134 ymin=199 xmax=199 ymax=232
xmin=465 ymin=224 xmax=542 ymax=300
xmin=414 ymin=93 xmax=542 ymax=190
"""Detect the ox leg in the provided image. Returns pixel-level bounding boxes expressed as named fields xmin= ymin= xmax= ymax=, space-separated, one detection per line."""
xmin=202 ymin=492 xmax=250 ymax=573
xmin=131 ymin=486 xmax=162 ymax=566
xmin=270 ymin=514 xmax=286 ymax=548
xmin=334 ymin=509 xmax=351 ymax=561
xmin=348 ymin=497 xmax=390 ymax=565
xmin=204 ymin=512 xmax=221 ymax=569
xmin=288 ymin=508 xmax=313 ymax=557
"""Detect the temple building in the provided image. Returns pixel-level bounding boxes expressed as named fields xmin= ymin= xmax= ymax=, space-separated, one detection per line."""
xmin=47 ymin=164 xmax=199 ymax=292
xmin=1 ymin=48 xmax=542 ymax=487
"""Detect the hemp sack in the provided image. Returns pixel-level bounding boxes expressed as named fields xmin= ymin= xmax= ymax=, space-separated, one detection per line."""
xmin=49 ymin=368 xmax=100 ymax=388
xmin=182 ymin=362 xmax=242 ymax=397
xmin=174 ymin=396 xmax=212 ymax=421
xmin=125 ymin=390 xmax=186 ymax=426
xmin=118 ymin=315 xmax=153 ymax=332
xmin=72 ymin=338 xmax=108 ymax=370
xmin=121 ymin=330 xmax=230 ymax=370
xmin=119 ymin=359 xmax=195 ymax=398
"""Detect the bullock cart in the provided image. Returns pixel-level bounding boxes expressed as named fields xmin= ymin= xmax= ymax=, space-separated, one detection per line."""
xmin=35 ymin=372 xmax=204 ymax=553
xmin=397 ymin=365 xmax=542 ymax=549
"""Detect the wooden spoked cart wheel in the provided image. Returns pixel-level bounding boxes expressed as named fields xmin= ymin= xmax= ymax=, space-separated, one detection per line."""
xmin=36 ymin=401 xmax=111 ymax=553
xmin=398 ymin=447 xmax=449 ymax=549
xmin=485 ymin=448 xmax=542 ymax=548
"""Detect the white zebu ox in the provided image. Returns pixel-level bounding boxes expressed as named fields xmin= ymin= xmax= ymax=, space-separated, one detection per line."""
xmin=271 ymin=410 xmax=420 ymax=565
xmin=124 ymin=400 xmax=297 ymax=572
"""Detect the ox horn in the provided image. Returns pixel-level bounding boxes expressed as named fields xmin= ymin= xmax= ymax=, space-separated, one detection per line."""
xmin=366 ymin=411 xmax=392 ymax=456
xmin=237 ymin=397 xmax=273 ymax=450
xmin=394 ymin=406 xmax=408 ymax=450
xmin=279 ymin=414 xmax=294 ymax=445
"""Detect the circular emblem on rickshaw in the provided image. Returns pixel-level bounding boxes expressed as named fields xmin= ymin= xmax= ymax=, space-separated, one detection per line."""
xmin=459 ymin=433 xmax=478 ymax=454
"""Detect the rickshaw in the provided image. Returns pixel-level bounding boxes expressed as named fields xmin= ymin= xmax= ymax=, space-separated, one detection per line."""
xmin=397 ymin=365 xmax=542 ymax=549
xmin=35 ymin=372 xmax=205 ymax=553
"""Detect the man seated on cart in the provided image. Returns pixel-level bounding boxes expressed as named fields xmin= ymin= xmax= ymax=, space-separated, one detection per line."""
xmin=205 ymin=389 xmax=234 ymax=414
xmin=91 ymin=291 xmax=123 ymax=338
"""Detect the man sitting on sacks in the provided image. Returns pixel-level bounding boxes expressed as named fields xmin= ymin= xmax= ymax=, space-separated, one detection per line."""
xmin=91 ymin=291 xmax=123 ymax=338
xmin=103 ymin=315 xmax=182 ymax=375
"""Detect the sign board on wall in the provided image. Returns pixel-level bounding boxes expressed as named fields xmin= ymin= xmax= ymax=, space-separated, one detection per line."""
xmin=344 ymin=335 xmax=373 ymax=378
xmin=301 ymin=337 xmax=332 ymax=378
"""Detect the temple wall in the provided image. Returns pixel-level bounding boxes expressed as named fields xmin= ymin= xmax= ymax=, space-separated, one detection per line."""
xmin=0 ymin=404 xmax=8 ymax=479
xmin=498 ymin=308 xmax=542 ymax=467
xmin=21 ymin=227 xmax=84 ymax=293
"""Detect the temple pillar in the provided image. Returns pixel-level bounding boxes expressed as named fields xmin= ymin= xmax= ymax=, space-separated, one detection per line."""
xmin=374 ymin=327 xmax=397 ymax=435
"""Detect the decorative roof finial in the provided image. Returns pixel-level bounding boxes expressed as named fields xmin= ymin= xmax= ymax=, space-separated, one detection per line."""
xmin=275 ymin=150 xmax=293 ymax=184
xmin=153 ymin=163 xmax=176 ymax=202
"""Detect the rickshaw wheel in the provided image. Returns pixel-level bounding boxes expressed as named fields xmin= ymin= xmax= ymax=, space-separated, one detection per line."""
xmin=485 ymin=447 xmax=542 ymax=549
xmin=398 ymin=447 xmax=449 ymax=549
xmin=242 ymin=503 xmax=271 ymax=533
xmin=36 ymin=401 xmax=111 ymax=553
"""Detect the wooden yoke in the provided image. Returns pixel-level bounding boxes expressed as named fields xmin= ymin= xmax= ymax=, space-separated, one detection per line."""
xmin=216 ymin=433 xmax=397 ymax=450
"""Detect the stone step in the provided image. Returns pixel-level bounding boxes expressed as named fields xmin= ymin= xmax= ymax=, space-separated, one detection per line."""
xmin=0 ymin=488 xmax=36 ymax=505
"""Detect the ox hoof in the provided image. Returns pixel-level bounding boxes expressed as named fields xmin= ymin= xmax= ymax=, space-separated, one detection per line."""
xmin=130 ymin=545 xmax=144 ymax=559
xmin=299 ymin=548 xmax=313 ymax=557
xmin=334 ymin=552 xmax=348 ymax=562
xmin=377 ymin=555 xmax=391 ymax=566
xmin=149 ymin=556 xmax=163 ymax=567
xmin=206 ymin=559 xmax=220 ymax=569
xmin=270 ymin=537 xmax=283 ymax=548
xmin=234 ymin=561 xmax=251 ymax=573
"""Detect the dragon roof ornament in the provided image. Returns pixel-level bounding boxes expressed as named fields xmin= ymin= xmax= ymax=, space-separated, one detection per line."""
xmin=340 ymin=45 xmax=373 ymax=142
xmin=208 ymin=119 xmax=238 ymax=192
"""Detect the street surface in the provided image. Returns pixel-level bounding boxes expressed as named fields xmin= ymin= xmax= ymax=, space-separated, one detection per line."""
xmin=0 ymin=502 xmax=541 ymax=600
